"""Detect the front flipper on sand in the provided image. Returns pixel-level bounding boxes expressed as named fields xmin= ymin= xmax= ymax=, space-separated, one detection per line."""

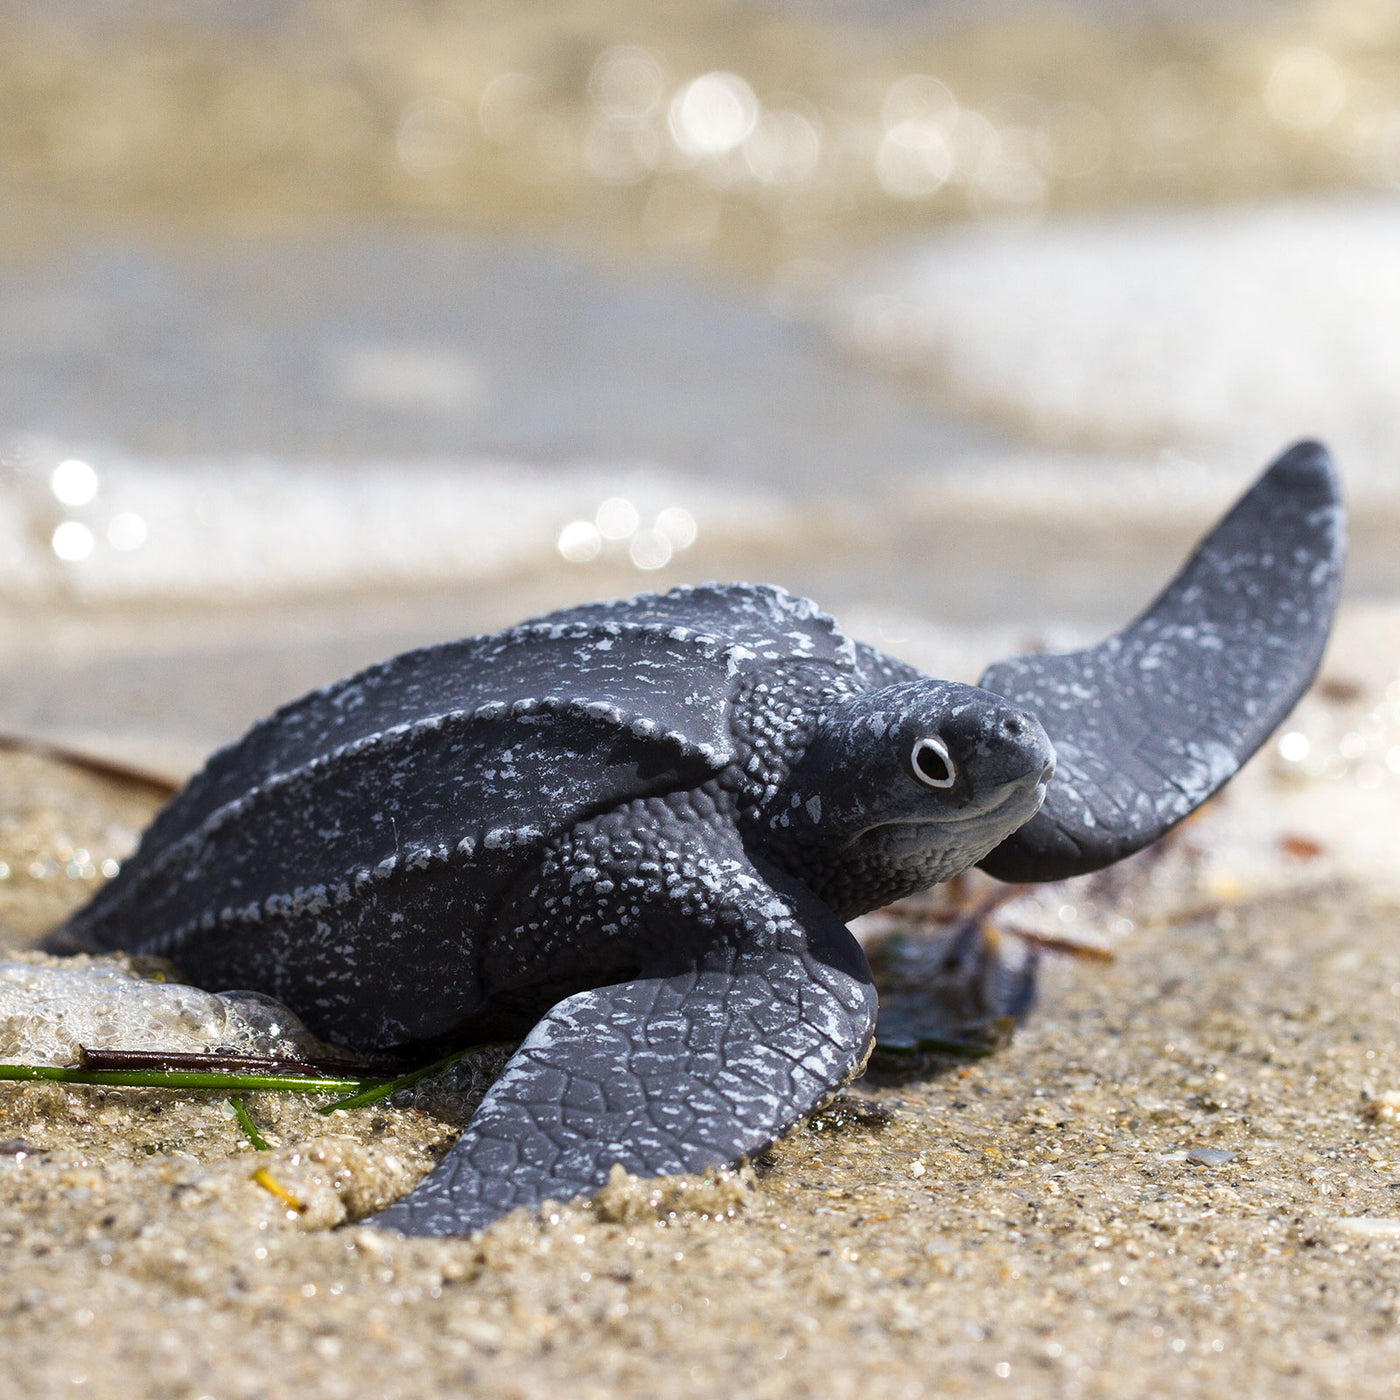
xmin=977 ymin=440 xmax=1345 ymax=883
xmin=368 ymin=896 xmax=877 ymax=1237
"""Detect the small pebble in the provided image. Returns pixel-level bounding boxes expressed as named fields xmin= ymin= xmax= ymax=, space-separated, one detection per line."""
xmin=1334 ymin=1217 xmax=1400 ymax=1238
xmin=1187 ymin=1147 xmax=1235 ymax=1167
xmin=1365 ymin=1090 xmax=1400 ymax=1122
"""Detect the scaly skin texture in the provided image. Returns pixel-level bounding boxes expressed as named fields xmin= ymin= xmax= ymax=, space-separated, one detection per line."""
xmin=59 ymin=442 xmax=1346 ymax=1237
xmin=374 ymin=820 xmax=877 ymax=1237
xmin=483 ymin=787 xmax=752 ymax=1018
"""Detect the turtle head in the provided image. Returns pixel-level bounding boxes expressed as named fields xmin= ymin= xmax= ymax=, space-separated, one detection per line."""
xmin=770 ymin=680 xmax=1056 ymax=915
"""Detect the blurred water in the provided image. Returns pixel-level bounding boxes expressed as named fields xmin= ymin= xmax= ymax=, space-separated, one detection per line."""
xmin=2 ymin=0 xmax=1399 ymax=767
xmin=0 ymin=230 xmax=999 ymax=481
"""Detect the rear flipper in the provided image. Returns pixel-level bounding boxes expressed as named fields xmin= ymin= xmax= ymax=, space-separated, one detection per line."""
xmin=862 ymin=888 xmax=1039 ymax=1056
xmin=978 ymin=441 xmax=1345 ymax=882
xmin=369 ymin=878 xmax=877 ymax=1237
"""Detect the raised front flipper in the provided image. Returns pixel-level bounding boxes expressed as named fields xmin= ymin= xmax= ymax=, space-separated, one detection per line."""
xmin=978 ymin=441 xmax=1345 ymax=882
xmin=368 ymin=880 xmax=876 ymax=1237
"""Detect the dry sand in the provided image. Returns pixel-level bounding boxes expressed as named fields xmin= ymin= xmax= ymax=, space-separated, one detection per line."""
xmin=1 ymin=602 xmax=1398 ymax=1400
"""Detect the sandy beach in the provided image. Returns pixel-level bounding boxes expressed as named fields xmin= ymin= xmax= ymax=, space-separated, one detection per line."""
xmin=0 ymin=600 xmax=1396 ymax=1400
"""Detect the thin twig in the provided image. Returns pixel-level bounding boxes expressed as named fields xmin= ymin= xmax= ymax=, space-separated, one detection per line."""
xmin=78 ymin=1045 xmax=390 ymax=1078
xmin=996 ymin=925 xmax=1117 ymax=962
xmin=0 ymin=732 xmax=181 ymax=796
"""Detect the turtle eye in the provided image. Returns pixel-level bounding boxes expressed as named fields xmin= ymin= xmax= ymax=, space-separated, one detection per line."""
xmin=910 ymin=736 xmax=956 ymax=790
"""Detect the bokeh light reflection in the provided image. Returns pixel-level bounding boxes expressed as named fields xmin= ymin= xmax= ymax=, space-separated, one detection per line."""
xmin=557 ymin=520 xmax=603 ymax=563
xmin=1265 ymin=48 xmax=1348 ymax=131
xmin=876 ymin=121 xmax=954 ymax=198
xmin=668 ymin=73 xmax=760 ymax=159
xmin=51 ymin=521 xmax=94 ymax=563
xmin=628 ymin=528 xmax=672 ymax=570
xmin=654 ymin=506 xmax=697 ymax=550
xmin=5 ymin=6 xmax=1400 ymax=281
xmin=882 ymin=75 xmax=958 ymax=130
xmin=557 ymin=502 xmax=697 ymax=570
xmin=50 ymin=459 xmax=98 ymax=507
xmin=1274 ymin=672 xmax=1400 ymax=788
xmin=589 ymin=47 xmax=666 ymax=124
xmin=744 ymin=109 xmax=822 ymax=187
xmin=595 ymin=497 xmax=640 ymax=539
xmin=106 ymin=512 xmax=148 ymax=552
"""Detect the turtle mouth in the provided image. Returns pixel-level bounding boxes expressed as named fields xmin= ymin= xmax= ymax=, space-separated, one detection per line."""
xmin=851 ymin=768 xmax=1052 ymax=844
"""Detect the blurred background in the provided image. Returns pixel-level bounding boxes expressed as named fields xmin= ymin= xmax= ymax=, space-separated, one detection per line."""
xmin=2 ymin=0 xmax=1399 ymax=776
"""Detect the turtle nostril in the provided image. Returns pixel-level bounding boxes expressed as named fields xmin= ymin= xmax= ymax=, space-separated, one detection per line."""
xmin=1000 ymin=715 xmax=1023 ymax=737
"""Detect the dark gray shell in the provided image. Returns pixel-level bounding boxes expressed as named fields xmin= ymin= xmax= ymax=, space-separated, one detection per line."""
xmin=67 ymin=584 xmax=859 ymax=1044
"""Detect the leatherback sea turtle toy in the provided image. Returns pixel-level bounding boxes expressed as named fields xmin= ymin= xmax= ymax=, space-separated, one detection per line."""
xmin=61 ymin=442 xmax=1344 ymax=1236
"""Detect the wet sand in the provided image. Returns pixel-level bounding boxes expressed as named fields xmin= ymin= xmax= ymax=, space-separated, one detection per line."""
xmin=0 ymin=602 xmax=1397 ymax=1399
